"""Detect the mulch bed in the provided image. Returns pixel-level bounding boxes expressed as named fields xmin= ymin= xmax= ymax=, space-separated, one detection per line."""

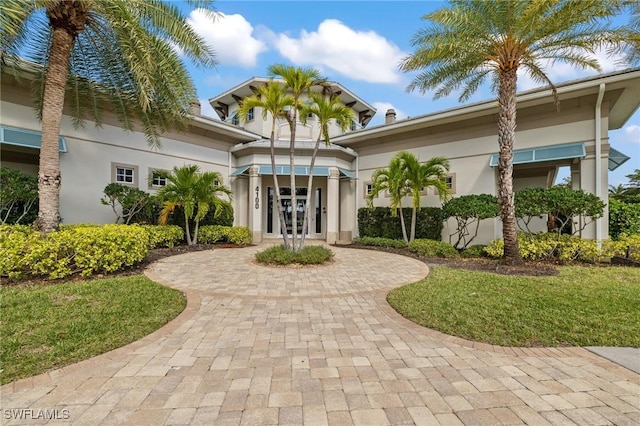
xmin=339 ymin=243 xmax=560 ymax=276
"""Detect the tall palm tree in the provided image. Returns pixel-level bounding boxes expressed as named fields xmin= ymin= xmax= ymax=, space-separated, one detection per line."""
xmin=368 ymin=155 xmax=411 ymax=244
xmin=157 ymin=165 xmax=231 ymax=246
xmin=0 ymin=0 xmax=217 ymax=233
xmin=399 ymin=0 xmax=625 ymax=265
xmin=299 ymin=91 xmax=354 ymax=249
xmin=237 ymin=82 xmax=295 ymax=249
xmin=268 ymin=64 xmax=325 ymax=251
xmin=398 ymin=152 xmax=450 ymax=242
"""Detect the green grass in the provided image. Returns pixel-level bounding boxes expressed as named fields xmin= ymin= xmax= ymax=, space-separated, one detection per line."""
xmin=0 ymin=276 xmax=186 ymax=384
xmin=387 ymin=266 xmax=640 ymax=347
xmin=255 ymin=245 xmax=334 ymax=265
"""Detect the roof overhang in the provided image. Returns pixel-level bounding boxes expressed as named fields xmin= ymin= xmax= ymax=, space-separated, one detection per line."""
xmin=208 ymin=77 xmax=377 ymax=127
xmin=489 ymin=142 xmax=586 ymax=168
xmin=334 ymin=68 xmax=640 ymax=146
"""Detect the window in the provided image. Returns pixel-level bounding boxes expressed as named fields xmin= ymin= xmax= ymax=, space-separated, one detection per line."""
xmin=363 ymin=182 xmax=376 ymax=198
xmin=350 ymin=120 xmax=357 ymax=131
xmin=336 ymin=119 xmax=342 ymax=126
xmin=149 ymin=169 xmax=168 ymax=188
xmin=111 ymin=163 xmax=138 ymax=187
xmin=436 ymin=173 xmax=456 ymax=195
xmin=247 ymin=107 xmax=255 ymax=121
xmin=231 ymin=114 xmax=239 ymax=126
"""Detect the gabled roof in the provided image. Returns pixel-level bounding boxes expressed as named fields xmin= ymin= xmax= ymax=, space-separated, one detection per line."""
xmin=208 ymin=77 xmax=377 ymax=127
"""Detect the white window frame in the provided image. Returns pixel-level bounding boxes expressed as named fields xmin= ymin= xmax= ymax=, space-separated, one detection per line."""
xmin=148 ymin=168 xmax=168 ymax=189
xmin=111 ymin=162 xmax=138 ymax=187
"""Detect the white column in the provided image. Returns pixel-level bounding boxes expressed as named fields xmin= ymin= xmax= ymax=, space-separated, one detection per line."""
xmin=326 ymin=167 xmax=340 ymax=244
xmin=339 ymin=179 xmax=354 ymax=242
xmin=234 ymin=177 xmax=249 ymax=227
xmin=249 ymin=166 xmax=262 ymax=243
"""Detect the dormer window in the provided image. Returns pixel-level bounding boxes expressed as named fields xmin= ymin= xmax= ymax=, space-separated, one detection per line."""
xmin=247 ymin=107 xmax=255 ymax=121
xmin=231 ymin=114 xmax=239 ymax=126
xmin=350 ymin=120 xmax=356 ymax=131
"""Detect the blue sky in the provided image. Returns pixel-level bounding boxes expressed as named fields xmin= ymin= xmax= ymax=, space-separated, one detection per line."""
xmin=181 ymin=1 xmax=639 ymax=186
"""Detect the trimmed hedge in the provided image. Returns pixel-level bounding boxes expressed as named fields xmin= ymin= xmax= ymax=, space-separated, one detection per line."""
xmin=609 ymin=199 xmax=640 ymax=240
xmin=139 ymin=225 xmax=184 ymax=248
xmin=198 ymin=225 xmax=252 ymax=245
xmin=484 ymin=232 xmax=640 ymax=263
xmin=358 ymin=207 xmax=443 ymax=240
xmin=0 ymin=224 xmax=148 ymax=279
xmin=353 ymin=236 xmax=407 ymax=248
xmin=408 ymin=239 xmax=459 ymax=258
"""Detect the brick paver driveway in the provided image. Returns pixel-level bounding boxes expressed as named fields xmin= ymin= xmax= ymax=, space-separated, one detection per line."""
xmin=2 ymin=245 xmax=638 ymax=425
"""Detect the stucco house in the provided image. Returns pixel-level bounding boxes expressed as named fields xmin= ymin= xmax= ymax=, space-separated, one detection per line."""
xmin=1 ymin=65 xmax=638 ymax=245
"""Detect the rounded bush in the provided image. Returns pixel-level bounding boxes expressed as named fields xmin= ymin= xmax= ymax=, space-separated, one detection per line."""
xmin=461 ymin=244 xmax=488 ymax=258
xmin=139 ymin=224 xmax=184 ymax=248
xmin=407 ymin=239 xmax=459 ymax=258
xmin=255 ymin=245 xmax=334 ymax=265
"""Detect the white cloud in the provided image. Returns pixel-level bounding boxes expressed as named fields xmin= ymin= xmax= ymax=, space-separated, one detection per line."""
xmin=188 ymin=10 xmax=267 ymax=67
xmin=272 ymin=19 xmax=405 ymax=84
xmin=517 ymin=47 xmax=628 ymax=91
xmin=370 ymin=102 xmax=407 ymax=126
xmin=623 ymin=124 xmax=640 ymax=144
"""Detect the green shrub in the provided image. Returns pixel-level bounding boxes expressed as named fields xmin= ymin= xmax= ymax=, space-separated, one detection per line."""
xmin=443 ymin=194 xmax=499 ymax=249
xmin=484 ymin=233 xmax=618 ymax=263
xmin=100 ymin=183 xmax=152 ymax=224
xmin=139 ymin=225 xmax=184 ymax=248
xmin=607 ymin=234 xmax=640 ymax=262
xmin=255 ymin=245 xmax=334 ymax=265
xmin=198 ymin=225 xmax=252 ymax=245
xmin=609 ymin=199 xmax=640 ymax=240
xmin=0 ymin=224 xmax=148 ymax=279
xmin=0 ymin=167 xmax=38 ymax=225
xmin=358 ymin=207 xmax=443 ymax=240
xmin=408 ymin=239 xmax=459 ymax=258
xmin=461 ymin=244 xmax=488 ymax=258
xmin=354 ymin=236 xmax=407 ymax=248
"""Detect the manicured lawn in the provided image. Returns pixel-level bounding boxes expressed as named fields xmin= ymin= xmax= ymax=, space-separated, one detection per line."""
xmin=0 ymin=276 xmax=185 ymax=385
xmin=387 ymin=266 xmax=640 ymax=347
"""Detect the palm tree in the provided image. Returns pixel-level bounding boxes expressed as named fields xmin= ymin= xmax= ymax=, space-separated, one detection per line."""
xmin=623 ymin=2 xmax=640 ymax=65
xmin=237 ymin=82 xmax=295 ymax=249
xmin=399 ymin=0 xmax=625 ymax=265
xmin=0 ymin=0 xmax=217 ymax=233
xmin=398 ymin=152 xmax=450 ymax=242
xmin=157 ymin=165 xmax=231 ymax=246
xmin=368 ymin=155 xmax=411 ymax=244
xmin=268 ymin=64 xmax=325 ymax=251
xmin=299 ymin=91 xmax=354 ymax=249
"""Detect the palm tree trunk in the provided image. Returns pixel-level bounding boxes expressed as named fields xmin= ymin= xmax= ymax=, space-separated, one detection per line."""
xmin=184 ymin=214 xmax=192 ymax=245
xmin=193 ymin=220 xmax=199 ymax=245
xmin=289 ymin=112 xmax=298 ymax=251
xmin=36 ymin=26 xmax=74 ymax=233
xmin=497 ymin=69 xmax=523 ymax=265
xmin=399 ymin=206 xmax=409 ymax=244
xmin=301 ymin=135 xmax=322 ymax=250
xmin=410 ymin=205 xmax=417 ymax=243
xmin=270 ymin=122 xmax=290 ymax=249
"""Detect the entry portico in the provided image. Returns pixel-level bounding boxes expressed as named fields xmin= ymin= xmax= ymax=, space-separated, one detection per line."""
xmin=228 ymin=139 xmax=358 ymax=244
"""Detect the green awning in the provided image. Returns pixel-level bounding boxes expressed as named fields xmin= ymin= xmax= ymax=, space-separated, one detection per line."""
xmin=0 ymin=125 xmax=67 ymax=152
xmin=608 ymin=147 xmax=630 ymax=171
xmin=490 ymin=142 xmax=585 ymax=167
xmin=230 ymin=165 xmax=356 ymax=178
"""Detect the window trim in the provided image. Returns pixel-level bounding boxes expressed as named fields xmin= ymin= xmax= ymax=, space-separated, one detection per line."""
xmin=111 ymin=162 xmax=138 ymax=187
xmin=363 ymin=182 xmax=376 ymax=199
xmin=436 ymin=173 xmax=456 ymax=195
xmin=148 ymin=168 xmax=168 ymax=189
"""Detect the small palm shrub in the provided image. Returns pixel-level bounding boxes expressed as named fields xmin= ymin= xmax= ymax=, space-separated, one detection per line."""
xmin=408 ymin=239 xmax=459 ymax=258
xmin=255 ymin=245 xmax=334 ymax=265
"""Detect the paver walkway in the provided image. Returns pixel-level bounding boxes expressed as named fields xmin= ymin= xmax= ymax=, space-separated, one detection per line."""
xmin=2 ymin=244 xmax=639 ymax=425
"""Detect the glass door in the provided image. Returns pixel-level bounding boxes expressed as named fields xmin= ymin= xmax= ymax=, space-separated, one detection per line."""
xmin=281 ymin=198 xmax=307 ymax=235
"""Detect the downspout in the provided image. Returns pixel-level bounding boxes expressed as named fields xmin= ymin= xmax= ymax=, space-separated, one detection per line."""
xmin=595 ymin=83 xmax=605 ymax=248
xmin=355 ymin=151 xmax=359 ymax=238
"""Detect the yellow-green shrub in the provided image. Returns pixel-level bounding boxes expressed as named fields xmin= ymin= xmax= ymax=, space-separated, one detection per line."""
xmin=0 ymin=224 xmax=148 ymax=279
xmin=139 ymin=225 xmax=184 ymax=248
xmin=408 ymin=239 xmax=459 ymax=258
xmin=199 ymin=225 xmax=252 ymax=245
xmin=484 ymin=233 xmax=633 ymax=263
